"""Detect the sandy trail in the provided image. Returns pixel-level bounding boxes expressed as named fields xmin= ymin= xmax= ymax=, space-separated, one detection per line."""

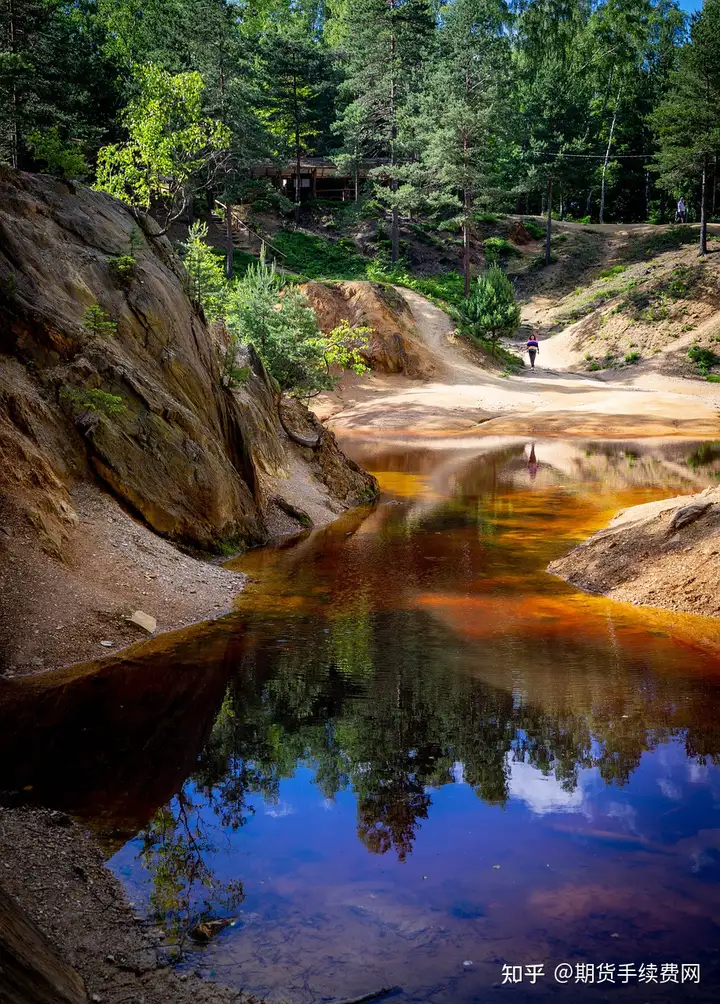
xmin=315 ymin=286 xmax=720 ymax=439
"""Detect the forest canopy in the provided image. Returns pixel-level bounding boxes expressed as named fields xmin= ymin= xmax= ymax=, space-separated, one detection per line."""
xmin=2 ymin=0 xmax=719 ymax=249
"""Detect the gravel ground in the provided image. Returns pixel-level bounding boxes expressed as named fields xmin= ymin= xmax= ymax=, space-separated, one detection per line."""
xmin=0 ymin=807 xmax=265 ymax=1004
xmin=0 ymin=483 xmax=247 ymax=677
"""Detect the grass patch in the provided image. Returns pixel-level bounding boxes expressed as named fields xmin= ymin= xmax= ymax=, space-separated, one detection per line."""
xmin=483 ymin=237 xmax=522 ymax=263
xmin=599 ymin=264 xmax=629 ymax=280
xmin=622 ymin=225 xmax=701 ymax=262
xmin=688 ymin=343 xmax=720 ymax=381
xmin=272 ymin=231 xmax=370 ymax=280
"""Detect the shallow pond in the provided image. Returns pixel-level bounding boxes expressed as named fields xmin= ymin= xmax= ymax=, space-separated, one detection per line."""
xmin=7 ymin=437 xmax=720 ymax=1002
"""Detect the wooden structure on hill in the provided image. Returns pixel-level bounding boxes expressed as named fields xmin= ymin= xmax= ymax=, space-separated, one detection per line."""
xmin=251 ymin=156 xmax=388 ymax=202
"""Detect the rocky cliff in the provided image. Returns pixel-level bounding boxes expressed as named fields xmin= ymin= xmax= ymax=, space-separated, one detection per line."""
xmin=0 ymin=169 xmax=377 ymax=673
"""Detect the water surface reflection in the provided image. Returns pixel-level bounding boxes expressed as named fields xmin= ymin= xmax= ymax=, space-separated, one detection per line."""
xmin=4 ymin=438 xmax=720 ymax=1001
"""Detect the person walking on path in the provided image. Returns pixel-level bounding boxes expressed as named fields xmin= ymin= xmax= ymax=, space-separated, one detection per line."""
xmin=676 ymin=197 xmax=687 ymax=224
xmin=526 ymin=334 xmax=540 ymax=369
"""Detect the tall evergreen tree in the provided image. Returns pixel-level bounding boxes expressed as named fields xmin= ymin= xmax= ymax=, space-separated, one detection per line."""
xmin=259 ymin=16 xmax=335 ymax=223
xmin=329 ymin=0 xmax=435 ymax=261
xmin=0 ymin=0 xmax=119 ymax=169
xmin=514 ymin=0 xmax=594 ymax=261
xmin=418 ymin=0 xmax=511 ymax=295
xmin=652 ymin=0 xmax=720 ymax=255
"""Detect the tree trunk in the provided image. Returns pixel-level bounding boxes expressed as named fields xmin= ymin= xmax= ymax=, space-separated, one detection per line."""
xmin=585 ymin=187 xmax=593 ymax=219
xmin=294 ymin=145 xmax=301 ymax=225
xmin=545 ymin=178 xmax=553 ymax=266
xmin=9 ymin=0 xmax=19 ymax=169
xmin=463 ymin=95 xmax=471 ymax=298
xmin=463 ymin=189 xmax=471 ymax=298
xmin=294 ymin=72 xmax=301 ymax=226
xmin=225 ymin=205 xmax=234 ymax=280
xmin=390 ymin=32 xmax=398 ymax=263
xmin=599 ymin=96 xmax=619 ymax=225
xmin=645 ymin=168 xmax=651 ymax=222
xmin=699 ymin=159 xmax=708 ymax=256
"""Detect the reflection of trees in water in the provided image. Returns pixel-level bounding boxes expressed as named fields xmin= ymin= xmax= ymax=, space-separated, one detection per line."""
xmin=138 ymin=608 xmax=720 ymax=930
xmin=139 ymin=785 xmax=244 ymax=954
xmin=135 ymin=439 xmax=720 ymax=934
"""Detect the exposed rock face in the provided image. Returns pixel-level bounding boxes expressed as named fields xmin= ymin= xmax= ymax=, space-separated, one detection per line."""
xmin=0 ymin=169 xmax=377 ymax=672
xmin=549 ymin=486 xmax=720 ymax=618
xmin=301 ymin=280 xmax=437 ymax=378
xmin=0 ymin=882 xmax=87 ymax=1004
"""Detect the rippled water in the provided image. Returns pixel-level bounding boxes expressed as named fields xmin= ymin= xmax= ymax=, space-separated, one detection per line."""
xmin=4 ymin=437 xmax=720 ymax=1002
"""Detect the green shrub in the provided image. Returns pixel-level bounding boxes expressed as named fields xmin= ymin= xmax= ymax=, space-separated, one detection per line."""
xmin=236 ymin=179 xmax=294 ymax=215
xmin=665 ymin=265 xmax=695 ymax=299
xmin=60 ymin=386 xmax=126 ymax=418
xmin=521 ymin=219 xmax=545 ymax=240
xmin=224 ymin=257 xmax=368 ymax=395
xmin=28 ymin=126 xmax=88 ymax=180
xmin=272 ymin=231 xmax=369 ymax=280
xmin=599 ymin=264 xmax=629 ymax=280
xmin=460 ymin=264 xmax=520 ymax=355
xmin=483 ymin=237 xmax=522 ymax=264
xmin=624 ymin=351 xmax=641 ymax=364
xmin=108 ymin=254 xmax=136 ymax=286
xmin=179 ymin=221 xmax=229 ymax=321
xmin=688 ymin=344 xmax=719 ymax=376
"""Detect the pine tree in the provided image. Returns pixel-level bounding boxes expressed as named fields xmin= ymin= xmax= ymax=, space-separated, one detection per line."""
xmin=258 ymin=16 xmax=335 ymax=224
xmin=329 ymin=0 xmax=435 ymax=261
xmin=514 ymin=0 xmax=594 ymax=262
xmin=461 ymin=264 xmax=520 ymax=355
xmin=0 ymin=0 xmax=120 ymax=170
xmin=651 ymin=0 xmax=720 ymax=255
xmin=417 ymin=0 xmax=511 ymax=296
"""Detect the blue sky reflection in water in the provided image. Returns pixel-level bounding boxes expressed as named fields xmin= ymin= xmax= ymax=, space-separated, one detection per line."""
xmin=110 ymin=438 xmax=720 ymax=1003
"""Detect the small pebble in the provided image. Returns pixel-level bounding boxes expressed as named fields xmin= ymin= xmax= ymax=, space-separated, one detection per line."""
xmin=463 ymin=960 xmax=473 ymax=968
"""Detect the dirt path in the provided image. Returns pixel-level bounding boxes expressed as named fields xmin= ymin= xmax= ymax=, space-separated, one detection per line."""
xmin=316 ymin=288 xmax=720 ymax=439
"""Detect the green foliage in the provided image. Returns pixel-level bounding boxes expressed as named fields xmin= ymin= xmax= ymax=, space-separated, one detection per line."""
xmin=83 ymin=304 xmax=117 ymax=339
xmin=272 ymin=232 xmax=369 ymax=280
xmin=95 ymin=65 xmax=231 ymax=223
xmin=665 ymin=265 xmax=695 ymax=299
xmin=688 ymin=343 xmax=719 ymax=377
xmin=236 ymin=179 xmax=294 ymax=216
xmin=225 ymin=257 xmax=369 ymax=395
xmin=460 ymin=265 xmax=521 ymax=354
xmin=179 ymin=222 xmax=229 ymax=322
xmin=483 ymin=237 xmax=522 ymax=264
xmin=60 ymin=386 xmax=126 ymax=418
xmin=522 ymin=219 xmax=546 ymax=240
xmin=27 ymin=126 xmax=88 ymax=179
xmin=624 ymin=351 xmax=641 ymax=364
xmin=651 ymin=0 xmax=720 ymax=252
xmin=108 ymin=254 xmax=136 ymax=287
xmin=599 ymin=264 xmax=629 ymax=280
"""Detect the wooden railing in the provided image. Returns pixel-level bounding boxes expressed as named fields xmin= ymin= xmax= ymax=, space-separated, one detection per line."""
xmin=214 ymin=200 xmax=287 ymax=261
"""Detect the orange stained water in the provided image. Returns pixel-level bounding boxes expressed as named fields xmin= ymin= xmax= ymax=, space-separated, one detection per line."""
xmin=9 ymin=436 xmax=719 ymax=1004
